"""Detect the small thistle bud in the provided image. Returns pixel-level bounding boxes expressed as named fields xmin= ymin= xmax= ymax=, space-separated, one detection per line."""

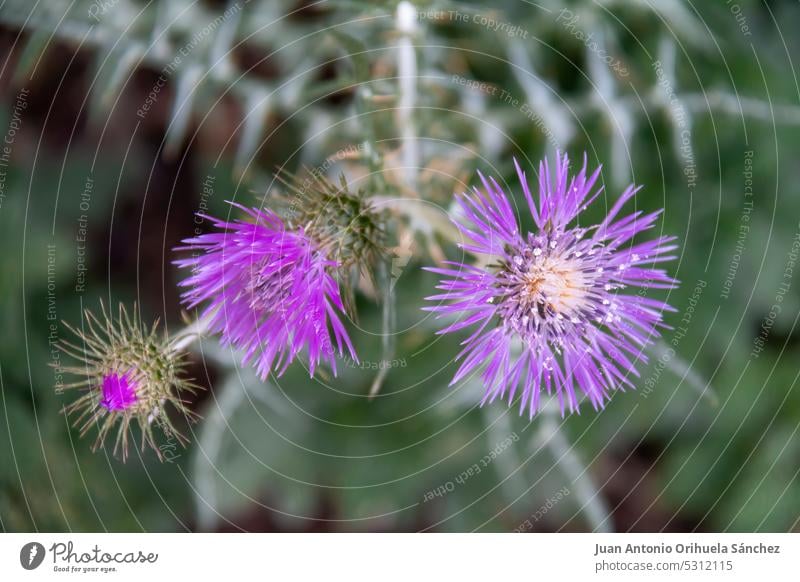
xmin=54 ymin=303 xmax=198 ymax=461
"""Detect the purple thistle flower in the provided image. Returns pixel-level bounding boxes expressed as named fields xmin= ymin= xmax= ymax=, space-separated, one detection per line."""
xmin=425 ymin=152 xmax=678 ymax=416
xmin=100 ymin=371 xmax=139 ymax=411
xmin=175 ymin=203 xmax=357 ymax=379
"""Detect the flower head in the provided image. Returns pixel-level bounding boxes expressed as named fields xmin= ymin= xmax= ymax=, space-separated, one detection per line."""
xmin=425 ymin=152 xmax=678 ymax=416
xmin=175 ymin=203 xmax=359 ymax=379
xmin=55 ymin=303 xmax=197 ymax=460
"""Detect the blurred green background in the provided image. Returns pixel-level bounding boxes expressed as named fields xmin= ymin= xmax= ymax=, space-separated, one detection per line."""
xmin=1 ymin=0 xmax=799 ymax=532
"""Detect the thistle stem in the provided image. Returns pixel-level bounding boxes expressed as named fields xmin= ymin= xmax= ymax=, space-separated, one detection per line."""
xmin=170 ymin=312 xmax=214 ymax=353
xmin=368 ymin=259 xmax=396 ymax=399
xmin=396 ymin=1 xmax=419 ymax=192
xmin=538 ymin=410 xmax=613 ymax=532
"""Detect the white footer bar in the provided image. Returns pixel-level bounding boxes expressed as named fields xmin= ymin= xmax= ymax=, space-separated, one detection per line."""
xmin=1 ymin=533 xmax=797 ymax=580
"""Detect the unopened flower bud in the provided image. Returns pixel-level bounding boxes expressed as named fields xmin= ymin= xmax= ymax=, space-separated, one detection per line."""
xmin=54 ymin=303 xmax=198 ymax=461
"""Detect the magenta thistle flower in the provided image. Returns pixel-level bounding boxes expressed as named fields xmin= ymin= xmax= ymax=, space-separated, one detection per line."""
xmin=175 ymin=203 xmax=357 ymax=379
xmin=425 ymin=153 xmax=678 ymax=416
xmin=100 ymin=371 xmax=139 ymax=411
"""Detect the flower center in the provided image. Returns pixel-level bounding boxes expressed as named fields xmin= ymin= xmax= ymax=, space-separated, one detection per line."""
xmin=246 ymin=258 xmax=291 ymax=312
xmin=243 ymin=234 xmax=312 ymax=313
xmin=494 ymin=230 xmax=611 ymax=346
xmin=519 ymin=254 xmax=590 ymax=317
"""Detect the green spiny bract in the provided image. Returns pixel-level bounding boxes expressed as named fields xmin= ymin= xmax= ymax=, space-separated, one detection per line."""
xmin=53 ymin=303 xmax=199 ymax=462
xmin=273 ymin=171 xmax=389 ymax=313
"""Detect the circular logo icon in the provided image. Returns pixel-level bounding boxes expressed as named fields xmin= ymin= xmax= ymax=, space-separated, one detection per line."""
xmin=19 ymin=542 xmax=46 ymax=570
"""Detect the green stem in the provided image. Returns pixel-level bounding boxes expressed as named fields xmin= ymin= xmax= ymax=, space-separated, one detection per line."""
xmin=170 ymin=312 xmax=214 ymax=353
xmin=538 ymin=411 xmax=613 ymax=532
xmin=368 ymin=259 xmax=396 ymax=398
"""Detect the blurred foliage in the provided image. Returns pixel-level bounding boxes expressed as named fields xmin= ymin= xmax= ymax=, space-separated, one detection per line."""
xmin=1 ymin=0 xmax=800 ymax=532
